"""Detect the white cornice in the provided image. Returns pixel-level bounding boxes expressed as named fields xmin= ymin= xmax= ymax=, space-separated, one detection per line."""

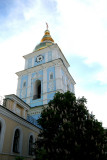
xmin=0 ymin=105 xmax=40 ymax=133
xmin=23 ymin=43 xmax=57 ymax=59
xmin=16 ymin=58 xmax=62 ymax=76
xmin=22 ymin=43 xmax=70 ymax=68
xmin=5 ymin=94 xmax=30 ymax=110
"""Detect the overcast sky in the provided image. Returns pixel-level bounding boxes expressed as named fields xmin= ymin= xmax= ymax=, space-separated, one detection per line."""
xmin=0 ymin=0 xmax=107 ymax=127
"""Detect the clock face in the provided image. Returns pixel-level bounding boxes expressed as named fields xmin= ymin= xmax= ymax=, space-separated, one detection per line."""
xmin=36 ymin=55 xmax=43 ymax=62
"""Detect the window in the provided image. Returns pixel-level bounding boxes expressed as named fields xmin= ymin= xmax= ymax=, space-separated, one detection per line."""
xmin=23 ymin=81 xmax=26 ymax=87
xmin=13 ymin=129 xmax=20 ymax=153
xmin=33 ymin=80 xmax=41 ymax=100
xmin=29 ymin=135 xmax=33 ymax=155
xmin=50 ymin=72 xmax=53 ymax=80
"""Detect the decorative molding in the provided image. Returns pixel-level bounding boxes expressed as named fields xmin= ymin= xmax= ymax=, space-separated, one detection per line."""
xmin=32 ymin=72 xmax=42 ymax=80
xmin=16 ymin=59 xmax=61 ymax=76
xmin=48 ymin=80 xmax=54 ymax=91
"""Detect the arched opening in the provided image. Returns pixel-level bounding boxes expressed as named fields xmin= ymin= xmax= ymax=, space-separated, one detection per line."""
xmin=13 ymin=129 xmax=20 ymax=153
xmin=23 ymin=81 xmax=26 ymax=87
xmin=29 ymin=135 xmax=33 ymax=155
xmin=33 ymin=80 xmax=41 ymax=100
xmin=50 ymin=72 xmax=53 ymax=80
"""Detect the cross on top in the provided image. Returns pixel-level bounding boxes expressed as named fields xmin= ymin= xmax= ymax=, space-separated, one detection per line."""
xmin=46 ymin=22 xmax=48 ymax=30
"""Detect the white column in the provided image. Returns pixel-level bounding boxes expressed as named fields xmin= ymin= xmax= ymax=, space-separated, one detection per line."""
xmin=52 ymin=49 xmax=58 ymax=60
xmin=26 ymin=73 xmax=32 ymax=104
xmin=16 ymin=77 xmax=21 ymax=96
xmin=32 ymin=57 xmax=35 ymax=67
xmin=43 ymin=67 xmax=47 ymax=105
xmin=25 ymin=59 xmax=28 ymax=69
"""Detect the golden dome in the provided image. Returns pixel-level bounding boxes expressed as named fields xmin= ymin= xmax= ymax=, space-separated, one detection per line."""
xmin=40 ymin=29 xmax=54 ymax=43
xmin=33 ymin=24 xmax=54 ymax=52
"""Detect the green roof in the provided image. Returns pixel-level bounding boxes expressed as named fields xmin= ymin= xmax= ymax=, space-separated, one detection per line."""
xmin=33 ymin=41 xmax=54 ymax=51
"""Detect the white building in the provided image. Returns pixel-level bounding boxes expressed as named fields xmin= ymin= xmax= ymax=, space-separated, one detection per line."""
xmin=16 ymin=26 xmax=76 ymax=120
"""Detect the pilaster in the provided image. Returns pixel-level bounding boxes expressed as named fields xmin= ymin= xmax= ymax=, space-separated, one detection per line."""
xmin=43 ymin=67 xmax=47 ymax=105
xmin=16 ymin=77 xmax=21 ymax=97
xmin=55 ymin=64 xmax=63 ymax=91
xmin=26 ymin=73 xmax=32 ymax=104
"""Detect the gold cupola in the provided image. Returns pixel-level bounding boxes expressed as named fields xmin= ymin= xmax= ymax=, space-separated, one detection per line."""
xmin=40 ymin=29 xmax=54 ymax=43
xmin=33 ymin=23 xmax=55 ymax=51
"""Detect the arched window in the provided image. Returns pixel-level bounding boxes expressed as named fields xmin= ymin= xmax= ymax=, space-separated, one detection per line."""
xmin=50 ymin=72 xmax=53 ymax=80
xmin=13 ymin=129 xmax=20 ymax=153
xmin=33 ymin=80 xmax=41 ymax=100
xmin=29 ymin=135 xmax=33 ymax=155
xmin=23 ymin=81 xmax=26 ymax=87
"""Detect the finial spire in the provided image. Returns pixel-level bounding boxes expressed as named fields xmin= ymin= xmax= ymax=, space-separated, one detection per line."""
xmin=46 ymin=22 xmax=48 ymax=30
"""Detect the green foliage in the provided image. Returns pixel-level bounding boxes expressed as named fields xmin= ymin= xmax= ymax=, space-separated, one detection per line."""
xmin=36 ymin=91 xmax=107 ymax=160
xmin=15 ymin=156 xmax=24 ymax=160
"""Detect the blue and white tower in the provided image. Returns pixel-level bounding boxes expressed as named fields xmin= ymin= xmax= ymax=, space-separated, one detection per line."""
xmin=16 ymin=25 xmax=76 ymax=119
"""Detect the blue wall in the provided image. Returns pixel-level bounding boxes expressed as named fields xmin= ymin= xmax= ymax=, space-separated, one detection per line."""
xmin=47 ymin=92 xmax=56 ymax=103
xmin=32 ymin=114 xmax=40 ymax=120
xmin=26 ymin=51 xmax=53 ymax=69
xmin=28 ymin=58 xmax=32 ymax=68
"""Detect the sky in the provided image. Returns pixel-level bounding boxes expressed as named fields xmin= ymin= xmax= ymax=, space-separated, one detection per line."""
xmin=0 ymin=0 xmax=107 ymax=127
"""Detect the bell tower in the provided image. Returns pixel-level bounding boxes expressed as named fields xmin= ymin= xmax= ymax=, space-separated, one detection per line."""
xmin=16 ymin=24 xmax=76 ymax=119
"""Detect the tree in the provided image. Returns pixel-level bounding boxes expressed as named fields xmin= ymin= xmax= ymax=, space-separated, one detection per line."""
xmin=35 ymin=91 xmax=107 ymax=160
